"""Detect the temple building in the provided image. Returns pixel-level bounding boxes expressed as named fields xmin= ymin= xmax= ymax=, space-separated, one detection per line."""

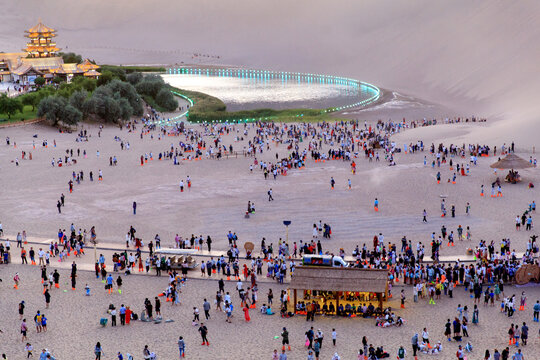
xmin=0 ymin=20 xmax=100 ymax=84
xmin=24 ymin=20 xmax=61 ymax=58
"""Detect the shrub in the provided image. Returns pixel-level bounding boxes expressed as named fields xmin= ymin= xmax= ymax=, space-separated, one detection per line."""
xmin=34 ymin=77 xmax=46 ymax=87
xmin=60 ymin=52 xmax=83 ymax=64
xmin=135 ymin=75 xmax=165 ymax=98
xmin=21 ymin=92 xmax=40 ymax=111
xmin=69 ymin=90 xmax=88 ymax=112
xmin=127 ymin=72 xmax=143 ymax=86
xmin=37 ymin=96 xmax=81 ymax=125
xmin=0 ymin=95 xmax=23 ymax=119
xmin=155 ymin=88 xmax=178 ymax=111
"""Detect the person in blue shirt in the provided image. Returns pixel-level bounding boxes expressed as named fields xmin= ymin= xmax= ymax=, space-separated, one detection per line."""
xmin=178 ymin=336 xmax=185 ymax=357
xmin=533 ymin=300 xmax=540 ymax=322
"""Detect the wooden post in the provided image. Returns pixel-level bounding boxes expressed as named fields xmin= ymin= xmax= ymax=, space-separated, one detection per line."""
xmin=293 ymin=289 xmax=297 ymax=312
xmin=377 ymin=292 xmax=383 ymax=310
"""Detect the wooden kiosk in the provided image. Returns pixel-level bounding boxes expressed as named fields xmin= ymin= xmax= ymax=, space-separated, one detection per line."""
xmin=289 ymin=266 xmax=389 ymax=312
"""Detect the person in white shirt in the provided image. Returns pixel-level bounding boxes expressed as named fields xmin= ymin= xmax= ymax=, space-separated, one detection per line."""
xmin=38 ymin=249 xmax=45 ymax=265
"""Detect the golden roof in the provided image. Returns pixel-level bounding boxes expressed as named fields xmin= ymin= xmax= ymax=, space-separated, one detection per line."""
xmin=11 ymin=63 xmax=44 ymax=76
xmin=21 ymin=57 xmax=63 ymax=71
xmin=26 ymin=20 xmax=56 ymax=34
xmin=83 ymin=69 xmax=101 ymax=77
xmin=78 ymin=59 xmax=100 ymax=72
xmin=53 ymin=63 xmax=84 ymax=75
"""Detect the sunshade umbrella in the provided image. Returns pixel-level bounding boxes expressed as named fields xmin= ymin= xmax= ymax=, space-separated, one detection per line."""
xmin=490 ymin=153 xmax=533 ymax=169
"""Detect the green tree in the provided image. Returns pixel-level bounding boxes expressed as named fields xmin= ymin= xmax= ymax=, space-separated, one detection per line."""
xmin=0 ymin=95 xmax=23 ymax=119
xmin=34 ymin=77 xmax=46 ymax=87
xmin=155 ymin=88 xmax=178 ymax=111
xmin=21 ymin=92 xmax=40 ymax=111
xmin=103 ymin=79 xmax=143 ymax=116
xmin=97 ymin=71 xmax=114 ymax=86
xmin=52 ymin=76 xmax=64 ymax=85
xmin=126 ymin=72 xmax=143 ymax=86
xmin=61 ymin=104 xmax=83 ymax=125
xmin=135 ymin=75 xmax=165 ymax=98
xmin=37 ymin=96 xmax=67 ymax=125
xmin=37 ymin=96 xmax=82 ymax=126
xmin=117 ymin=98 xmax=133 ymax=120
xmin=60 ymin=52 xmax=83 ymax=64
xmin=69 ymin=90 xmax=88 ymax=112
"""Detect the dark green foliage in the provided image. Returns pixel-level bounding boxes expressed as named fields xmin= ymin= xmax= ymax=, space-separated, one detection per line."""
xmin=69 ymin=90 xmax=88 ymax=112
xmin=59 ymin=52 xmax=83 ymax=64
xmin=0 ymin=95 xmax=23 ymax=119
xmin=135 ymin=75 xmax=164 ymax=98
xmin=52 ymin=76 xmax=64 ymax=85
xmin=20 ymin=92 xmax=40 ymax=111
xmin=34 ymin=77 xmax=46 ymax=87
xmin=155 ymin=88 xmax=178 ymax=111
xmin=126 ymin=72 xmax=143 ymax=86
xmin=37 ymin=96 xmax=81 ymax=125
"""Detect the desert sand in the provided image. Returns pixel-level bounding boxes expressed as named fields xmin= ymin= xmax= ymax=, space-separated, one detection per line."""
xmin=0 ymin=118 xmax=539 ymax=359
xmin=2 ymin=1 xmax=540 ymax=359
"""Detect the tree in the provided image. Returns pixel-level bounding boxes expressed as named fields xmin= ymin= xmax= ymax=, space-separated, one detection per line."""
xmin=69 ymin=90 xmax=88 ymax=112
xmin=0 ymin=95 xmax=23 ymax=119
xmin=155 ymin=88 xmax=178 ymax=111
xmin=60 ymin=52 xmax=83 ymax=64
xmin=117 ymin=98 xmax=133 ymax=120
xmin=21 ymin=92 xmax=40 ymax=111
xmin=37 ymin=96 xmax=66 ymax=125
xmin=135 ymin=75 xmax=165 ymax=98
xmin=97 ymin=71 xmax=114 ymax=86
xmin=126 ymin=72 xmax=143 ymax=86
xmin=34 ymin=77 xmax=46 ymax=87
xmin=61 ymin=105 xmax=82 ymax=125
xmin=52 ymin=76 xmax=64 ymax=85
xmin=37 ymin=96 xmax=82 ymax=126
xmin=103 ymin=79 xmax=143 ymax=116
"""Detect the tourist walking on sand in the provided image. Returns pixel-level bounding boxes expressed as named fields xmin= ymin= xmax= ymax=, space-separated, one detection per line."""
xmin=21 ymin=319 xmax=28 ymax=342
xmin=44 ymin=289 xmax=51 ymax=308
xmin=19 ymin=301 xmax=25 ymax=319
xmin=94 ymin=342 xmax=104 ymax=360
xmin=14 ymin=272 xmax=20 ymax=289
xmin=178 ymin=336 xmax=185 ymax=358
xmin=411 ymin=333 xmax=419 ymax=357
xmin=198 ymin=322 xmax=209 ymax=346
xmin=243 ymin=303 xmax=251 ymax=322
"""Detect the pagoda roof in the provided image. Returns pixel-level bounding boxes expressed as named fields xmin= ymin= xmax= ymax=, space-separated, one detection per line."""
xmin=78 ymin=59 xmax=100 ymax=71
xmin=11 ymin=63 xmax=44 ymax=76
xmin=83 ymin=69 xmax=101 ymax=77
xmin=52 ymin=63 xmax=84 ymax=75
xmin=21 ymin=57 xmax=63 ymax=71
xmin=26 ymin=20 xmax=56 ymax=34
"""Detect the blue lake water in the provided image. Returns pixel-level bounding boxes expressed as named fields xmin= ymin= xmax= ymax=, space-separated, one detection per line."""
xmin=162 ymin=70 xmax=379 ymax=111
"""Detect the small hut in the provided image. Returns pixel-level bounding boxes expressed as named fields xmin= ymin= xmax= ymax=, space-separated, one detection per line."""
xmin=490 ymin=154 xmax=533 ymax=170
xmin=490 ymin=154 xmax=533 ymax=183
xmin=289 ymin=266 xmax=388 ymax=313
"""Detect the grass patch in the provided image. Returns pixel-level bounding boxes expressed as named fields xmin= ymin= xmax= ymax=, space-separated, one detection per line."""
xmin=169 ymin=86 xmax=336 ymax=123
xmin=0 ymin=105 xmax=37 ymax=124
xmin=170 ymin=87 xmax=226 ymax=113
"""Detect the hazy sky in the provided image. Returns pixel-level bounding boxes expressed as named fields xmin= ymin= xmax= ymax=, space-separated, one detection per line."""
xmin=2 ymin=0 xmax=540 ymax=123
